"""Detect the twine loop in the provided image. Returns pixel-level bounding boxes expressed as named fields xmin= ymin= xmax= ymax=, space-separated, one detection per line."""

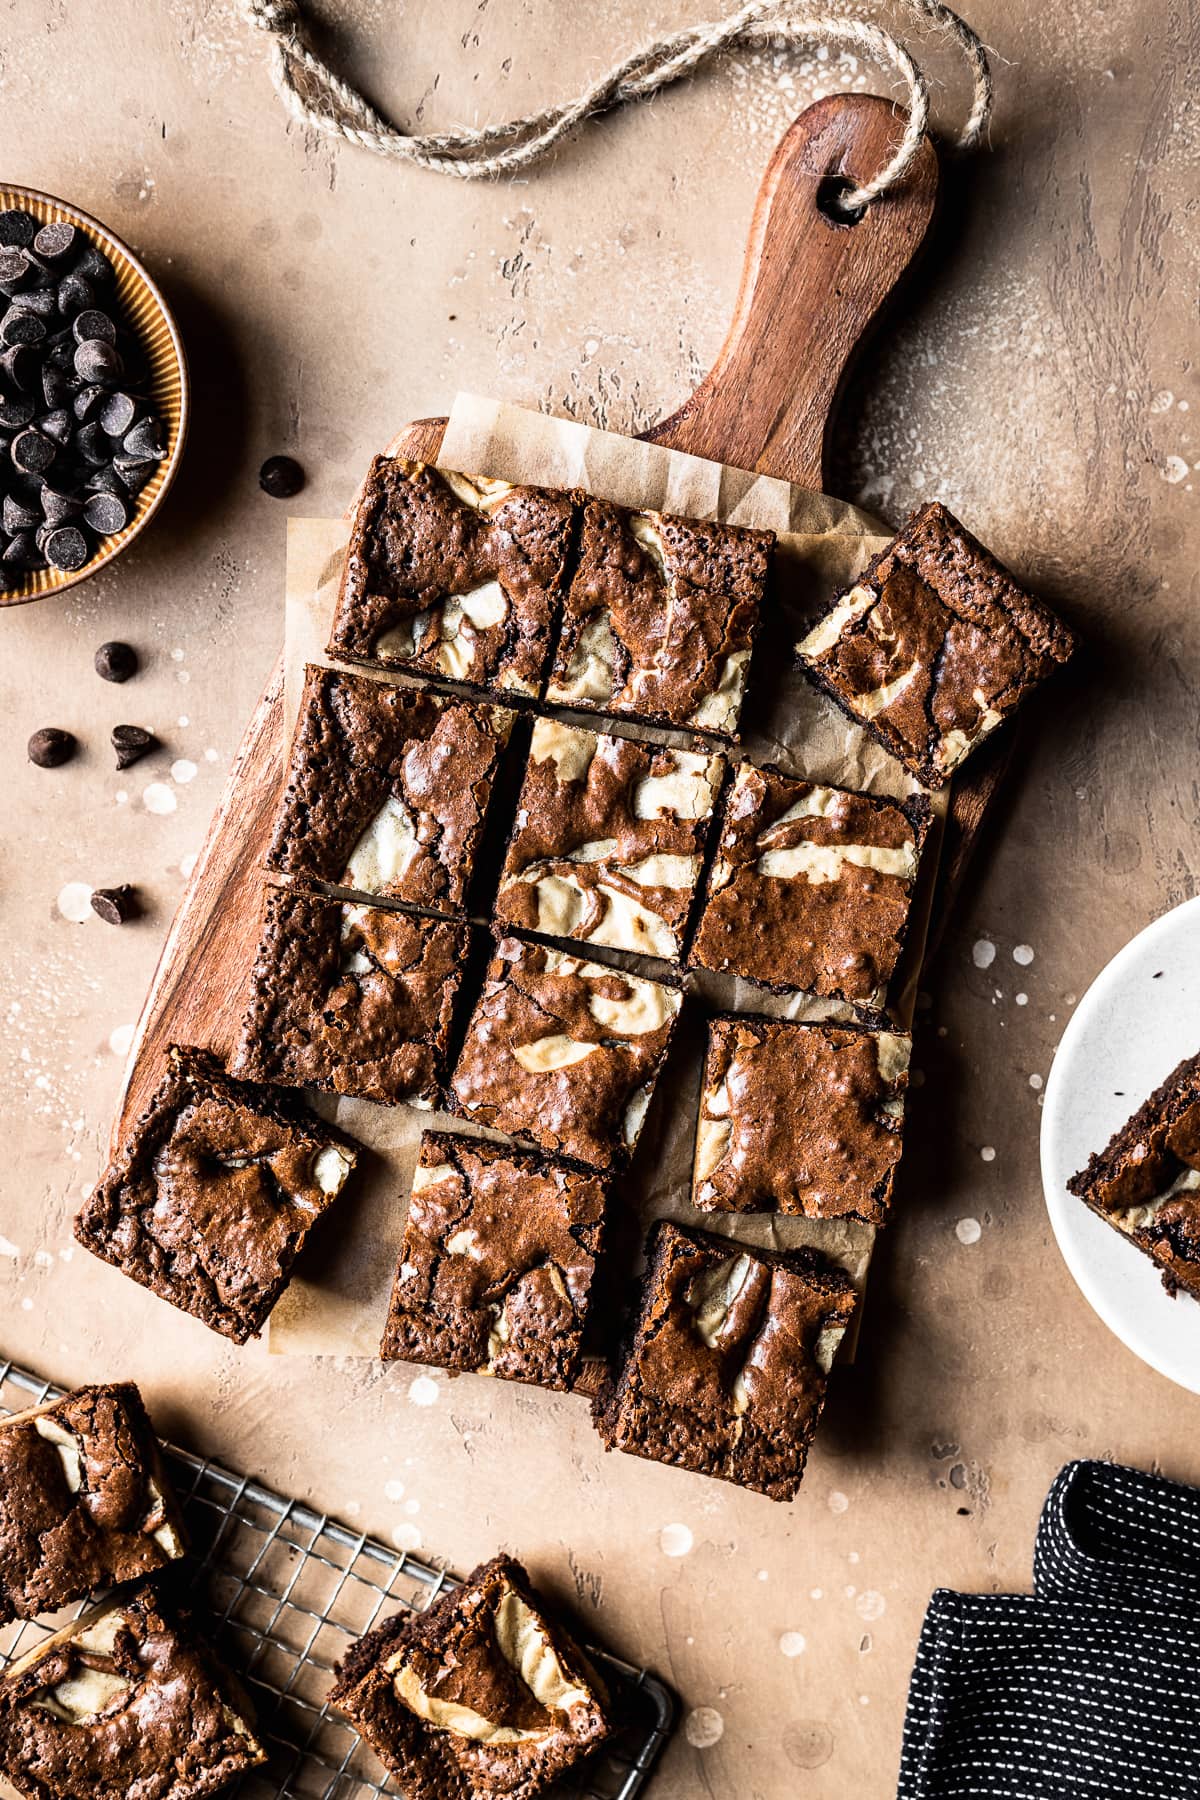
xmin=240 ymin=0 xmax=993 ymax=210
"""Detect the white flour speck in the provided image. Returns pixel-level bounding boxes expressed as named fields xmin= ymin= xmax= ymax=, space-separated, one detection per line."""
xmin=115 ymin=790 xmax=128 ymax=806
xmin=20 ymin=1297 xmax=33 ymax=1312
xmin=811 ymin=1587 xmax=823 ymax=1599
xmin=779 ymin=1632 xmax=806 ymax=1657
xmin=1150 ymin=390 xmax=1175 ymax=413
xmin=1029 ymin=1073 xmax=1044 ymax=1090
xmin=204 ymin=748 xmax=219 ymax=763
xmin=384 ymin=1479 xmax=405 ymax=1502
xmin=390 ymin=1522 xmax=421 ymax=1551
xmin=1013 ymin=944 xmax=1035 ymax=966
xmin=56 ymin=883 xmax=93 ymax=924
xmin=171 ymin=759 xmax=197 ymax=785
xmin=957 ymin=1217 xmax=983 ymax=1245
xmin=143 ymin=782 xmax=176 ymax=815
xmin=829 ymin=1490 xmax=849 ymax=1514
xmin=108 ymin=1024 xmax=135 ymax=1058
xmin=971 ymin=939 xmax=996 ymax=969
xmin=856 ymin=1591 xmax=886 ymax=1621
xmin=660 ymin=1523 xmax=693 ymax=1557
xmin=1016 ymin=993 xmax=1028 ymax=1006
xmin=757 ymin=1569 xmax=770 ymax=1582
xmin=179 ymin=853 xmax=198 ymax=879
xmin=404 ymin=1498 xmax=420 ymax=1515
xmin=1162 ymin=455 xmax=1189 ymax=483
xmin=684 ymin=1707 xmax=725 ymax=1749
xmin=408 ymin=1376 xmax=439 ymax=1407
xmin=0 ymin=1236 xmax=20 ymax=1258
xmin=980 ymin=1146 xmax=996 ymax=1163
xmin=171 ymin=647 xmax=185 ymax=661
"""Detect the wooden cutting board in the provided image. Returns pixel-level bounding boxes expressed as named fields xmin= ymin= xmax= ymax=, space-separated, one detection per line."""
xmin=113 ymin=93 xmax=1003 ymax=1146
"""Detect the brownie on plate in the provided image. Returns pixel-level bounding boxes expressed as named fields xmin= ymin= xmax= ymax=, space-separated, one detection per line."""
xmin=330 ymin=1553 xmax=612 ymax=1800
xmin=795 ymin=501 xmax=1076 ymax=789
xmin=493 ymin=716 xmax=723 ymax=962
xmin=594 ymin=1221 xmax=856 ymax=1501
xmin=75 ymin=1046 xmax=358 ymax=1344
xmin=0 ymin=1587 xmax=265 ymax=1800
xmin=233 ymin=885 xmax=469 ymax=1108
xmin=0 ymin=1383 xmax=185 ymax=1626
xmin=265 ymin=665 xmax=513 ymax=914
xmin=329 ymin=458 xmax=577 ymax=700
xmin=688 ymin=764 xmax=930 ymax=1013
xmin=545 ymin=499 xmax=773 ymax=739
xmin=1068 ymin=1050 xmax=1200 ymax=1303
xmin=693 ymin=1016 xmax=909 ymax=1223
xmin=450 ymin=936 xmax=681 ymax=1169
xmin=381 ymin=1132 xmax=607 ymax=1389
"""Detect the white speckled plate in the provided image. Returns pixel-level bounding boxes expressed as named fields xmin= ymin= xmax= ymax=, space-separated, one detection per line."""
xmin=1041 ymin=895 xmax=1200 ymax=1393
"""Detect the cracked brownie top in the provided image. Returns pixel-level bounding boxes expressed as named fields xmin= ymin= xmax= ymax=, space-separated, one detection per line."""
xmin=266 ymin=665 xmax=514 ymax=914
xmin=74 ymin=1046 xmax=358 ymax=1344
xmin=0 ymin=1383 xmax=185 ymax=1625
xmin=381 ymin=1131 xmax=607 ymax=1390
xmin=329 ymin=459 xmax=578 ymax=700
xmin=545 ymin=499 xmax=773 ymax=738
xmin=796 ymin=501 xmax=1076 ymax=788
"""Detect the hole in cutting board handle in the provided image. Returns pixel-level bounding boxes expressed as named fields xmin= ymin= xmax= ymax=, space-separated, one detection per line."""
xmin=816 ymin=175 xmax=869 ymax=227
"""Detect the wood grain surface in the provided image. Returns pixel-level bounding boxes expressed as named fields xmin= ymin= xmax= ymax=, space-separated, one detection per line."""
xmin=114 ymin=93 xmax=962 ymax=1144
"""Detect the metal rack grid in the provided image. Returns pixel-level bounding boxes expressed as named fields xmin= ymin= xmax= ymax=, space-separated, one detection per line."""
xmin=0 ymin=1360 xmax=675 ymax=1799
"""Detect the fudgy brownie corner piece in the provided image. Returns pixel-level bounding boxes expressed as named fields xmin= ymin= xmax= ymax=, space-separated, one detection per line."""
xmin=450 ymin=935 xmax=682 ymax=1170
xmin=0 ymin=1586 xmax=266 ymax=1800
xmin=1068 ymin=1050 xmax=1200 ymax=1303
xmin=74 ymin=1045 xmax=358 ymax=1344
xmin=382 ymin=1132 xmax=607 ymax=1390
xmin=330 ymin=1552 xmax=612 ymax=1800
xmin=593 ymin=1221 xmax=856 ymax=1502
xmin=693 ymin=1016 xmax=909 ymax=1224
xmin=0 ymin=1383 xmax=186 ymax=1626
xmin=493 ymin=716 xmax=723 ymax=963
xmin=688 ymin=763 xmax=930 ymax=1012
xmin=266 ymin=664 xmax=514 ymax=914
xmin=796 ymin=501 xmax=1076 ymax=789
xmin=545 ymin=498 xmax=773 ymax=738
xmin=232 ymin=885 xmax=469 ymax=1108
xmin=330 ymin=458 xmax=577 ymax=700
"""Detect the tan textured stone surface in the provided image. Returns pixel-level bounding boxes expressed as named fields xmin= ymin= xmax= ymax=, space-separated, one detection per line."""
xmin=2 ymin=3 xmax=1198 ymax=1794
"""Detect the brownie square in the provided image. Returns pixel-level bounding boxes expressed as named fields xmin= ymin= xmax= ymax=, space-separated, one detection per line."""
xmin=693 ymin=1017 xmax=909 ymax=1224
xmin=545 ymin=499 xmax=773 ymax=738
xmin=232 ymin=885 xmax=468 ymax=1107
xmin=329 ymin=1553 xmax=612 ymax=1799
xmin=594 ymin=1221 xmax=855 ymax=1501
xmin=266 ymin=665 xmax=514 ymax=914
xmin=0 ymin=1383 xmax=186 ymax=1626
xmin=688 ymin=764 xmax=930 ymax=1012
xmin=381 ymin=1132 xmax=607 ymax=1389
xmin=0 ymin=1587 xmax=265 ymax=1800
xmin=1068 ymin=1050 xmax=1200 ymax=1304
xmin=74 ymin=1046 xmax=358 ymax=1344
xmin=796 ymin=501 xmax=1076 ymax=789
xmin=450 ymin=936 xmax=681 ymax=1169
xmin=493 ymin=716 xmax=723 ymax=963
xmin=329 ymin=459 xmax=577 ymax=699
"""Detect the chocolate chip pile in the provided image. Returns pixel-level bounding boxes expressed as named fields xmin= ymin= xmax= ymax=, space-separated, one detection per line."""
xmin=0 ymin=208 xmax=167 ymax=580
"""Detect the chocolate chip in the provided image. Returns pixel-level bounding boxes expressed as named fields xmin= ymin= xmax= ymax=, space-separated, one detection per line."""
xmin=122 ymin=417 xmax=164 ymax=461
xmin=2 ymin=493 xmax=39 ymax=533
xmin=12 ymin=427 xmax=55 ymax=474
xmin=85 ymin=464 xmax=124 ymax=496
xmin=90 ymin=884 xmax=139 ymax=925
xmin=97 ymin=391 xmax=136 ymax=438
xmin=94 ymin=640 xmax=138 ymax=682
xmin=72 ymin=383 xmax=104 ymax=422
xmin=83 ymin=492 xmax=128 ymax=535
xmin=10 ymin=288 xmax=55 ymax=319
xmin=27 ymin=726 xmax=77 ymax=767
xmin=32 ymin=221 xmax=77 ymax=263
xmin=40 ymin=484 xmax=80 ymax=526
xmin=3 ymin=531 xmax=41 ymax=568
xmin=1 ymin=310 xmax=46 ymax=347
xmin=111 ymin=723 xmax=157 ymax=769
xmin=0 ymin=393 xmax=35 ymax=430
xmin=72 ymin=309 xmax=116 ymax=346
xmin=39 ymin=407 xmax=72 ymax=446
xmin=56 ymin=272 xmax=94 ymax=318
xmin=75 ymin=419 xmax=111 ymax=465
xmin=0 ymin=344 xmax=37 ymax=391
xmin=73 ymin=338 xmax=120 ymax=383
xmin=113 ymin=455 xmax=156 ymax=494
xmin=259 ymin=454 xmax=305 ymax=498
xmin=0 ymin=251 xmax=31 ymax=298
xmin=0 ymin=211 xmax=36 ymax=250
xmin=73 ymin=244 xmax=113 ymax=287
xmin=41 ymin=364 xmax=70 ymax=408
xmin=44 ymin=525 xmax=89 ymax=571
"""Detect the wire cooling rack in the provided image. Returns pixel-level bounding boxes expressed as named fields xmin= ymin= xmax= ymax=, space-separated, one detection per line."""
xmin=0 ymin=1359 xmax=675 ymax=1800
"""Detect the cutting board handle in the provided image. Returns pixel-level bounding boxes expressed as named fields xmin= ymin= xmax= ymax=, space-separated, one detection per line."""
xmin=647 ymin=93 xmax=938 ymax=490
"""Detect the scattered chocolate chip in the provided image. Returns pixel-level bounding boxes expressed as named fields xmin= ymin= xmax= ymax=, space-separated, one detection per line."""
xmin=0 ymin=252 xmax=31 ymax=298
xmin=72 ymin=382 xmax=103 ymax=422
xmin=11 ymin=288 xmax=56 ymax=320
xmin=83 ymin=492 xmax=128 ymax=535
xmin=259 ymin=454 xmax=304 ymax=499
xmin=75 ymin=419 xmax=111 ymax=465
xmin=0 ymin=393 xmax=35 ymax=430
xmin=0 ymin=211 xmax=37 ymax=249
xmin=73 ymin=338 xmax=120 ymax=383
xmin=94 ymin=639 xmax=138 ymax=682
xmin=40 ymin=364 xmax=70 ymax=408
xmin=90 ymin=883 xmax=139 ymax=925
xmin=97 ymin=391 xmax=136 ymax=438
xmin=44 ymin=524 xmax=89 ymax=571
xmin=1 ymin=309 xmax=46 ymax=347
xmin=3 ymin=531 xmax=41 ymax=568
xmin=72 ymin=309 xmax=115 ymax=346
xmin=56 ymin=272 xmax=93 ymax=318
xmin=2 ymin=493 xmax=39 ymax=533
xmin=0 ymin=343 xmax=38 ymax=391
xmin=113 ymin=455 xmax=156 ymax=494
xmin=39 ymin=407 xmax=72 ymax=446
xmin=111 ymin=723 xmax=157 ymax=769
xmin=12 ymin=427 xmax=54 ymax=474
xmin=122 ymin=417 xmax=164 ymax=461
xmin=40 ymin=485 xmax=79 ymax=526
xmin=73 ymin=244 xmax=113 ymax=287
xmin=32 ymin=221 xmax=77 ymax=263
xmin=27 ymin=726 xmax=77 ymax=767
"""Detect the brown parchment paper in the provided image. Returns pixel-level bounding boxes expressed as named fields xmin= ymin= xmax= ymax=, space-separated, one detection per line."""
xmin=269 ymin=394 xmax=947 ymax=1359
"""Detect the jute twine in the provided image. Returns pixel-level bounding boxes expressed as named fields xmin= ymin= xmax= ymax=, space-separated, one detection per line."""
xmin=241 ymin=0 xmax=993 ymax=209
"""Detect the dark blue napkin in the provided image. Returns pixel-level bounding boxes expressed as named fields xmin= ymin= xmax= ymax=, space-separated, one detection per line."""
xmin=898 ymin=1461 xmax=1200 ymax=1798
